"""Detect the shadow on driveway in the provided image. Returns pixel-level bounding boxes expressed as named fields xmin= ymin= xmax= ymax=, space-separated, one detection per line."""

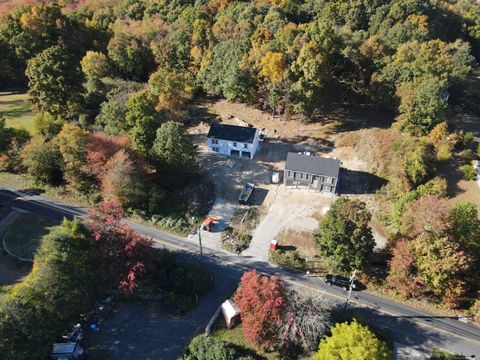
xmin=85 ymin=272 xmax=238 ymax=360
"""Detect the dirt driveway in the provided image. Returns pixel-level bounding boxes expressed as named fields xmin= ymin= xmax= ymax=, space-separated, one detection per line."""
xmin=188 ymin=100 xmax=390 ymax=256
xmin=243 ymin=187 xmax=335 ymax=260
xmin=194 ymin=136 xmax=336 ymax=260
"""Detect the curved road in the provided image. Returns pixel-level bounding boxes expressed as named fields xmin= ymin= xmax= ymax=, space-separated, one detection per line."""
xmin=0 ymin=185 xmax=479 ymax=358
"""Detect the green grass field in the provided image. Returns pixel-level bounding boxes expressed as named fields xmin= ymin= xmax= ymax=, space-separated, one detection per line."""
xmin=0 ymin=91 xmax=35 ymax=133
xmin=3 ymin=213 xmax=57 ymax=260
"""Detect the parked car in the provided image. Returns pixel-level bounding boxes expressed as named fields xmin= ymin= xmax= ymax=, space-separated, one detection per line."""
xmin=324 ymin=274 xmax=356 ymax=291
xmin=239 ymin=182 xmax=255 ymax=205
xmin=50 ymin=342 xmax=86 ymax=360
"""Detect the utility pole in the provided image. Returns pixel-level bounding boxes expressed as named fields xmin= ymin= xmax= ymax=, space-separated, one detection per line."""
xmin=343 ymin=269 xmax=358 ymax=315
xmin=198 ymin=226 xmax=203 ymax=256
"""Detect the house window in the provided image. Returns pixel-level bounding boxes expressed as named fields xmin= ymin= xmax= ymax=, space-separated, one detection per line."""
xmin=233 ymin=142 xmax=237 ymax=147
xmin=305 ymin=174 xmax=309 ymax=180
xmin=331 ymin=178 xmax=335 ymax=184
xmin=212 ymin=139 xmax=219 ymax=145
xmin=287 ymin=171 xmax=291 ymax=177
xmin=244 ymin=143 xmax=248 ymax=149
xmin=213 ymin=147 xmax=219 ymax=152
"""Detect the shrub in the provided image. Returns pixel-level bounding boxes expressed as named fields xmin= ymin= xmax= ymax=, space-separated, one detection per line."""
xmin=431 ymin=349 xmax=467 ymax=360
xmin=21 ymin=136 xmax=63 ymax=185
xmin=221 ymin=227 xmax=252 ymax=253
xmin=187 ymin=336 xmax=237 ymax=360
xmin=150 ymin=251 xmax=213 ymax=314
xmin=468 ymin=298 xmax=480 ymax=323
xmin=268 ymin=249 xmax=306 ymax=270
xmin=461 ymin=163 xmax=477 ymax=181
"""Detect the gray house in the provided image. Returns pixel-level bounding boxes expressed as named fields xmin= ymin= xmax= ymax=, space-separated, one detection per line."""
xmin=207 ymin=123 xmax=259 ymax=159
xmin=284 ymin=152 xmax=340 ymax=193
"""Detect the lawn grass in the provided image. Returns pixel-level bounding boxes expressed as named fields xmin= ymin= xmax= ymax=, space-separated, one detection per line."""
xmin=210 ymin=323 xmax=292 ymax=360
xmin=0 ymin=91 xmax=36 ymax=133
xmin=3 ymin=213 xmax=58 ymax=260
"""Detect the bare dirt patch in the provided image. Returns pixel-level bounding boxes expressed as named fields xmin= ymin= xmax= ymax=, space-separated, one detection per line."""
xmin=276 ymin=228 xmax=317 ymax=257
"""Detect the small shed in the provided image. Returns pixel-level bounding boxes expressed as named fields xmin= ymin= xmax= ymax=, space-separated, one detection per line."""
xmin=221 ymin=299 xmax=241 ymax=328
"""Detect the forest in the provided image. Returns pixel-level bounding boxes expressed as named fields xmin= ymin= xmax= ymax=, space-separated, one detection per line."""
xmin=1 ymin=0 xmax=480 ymax=358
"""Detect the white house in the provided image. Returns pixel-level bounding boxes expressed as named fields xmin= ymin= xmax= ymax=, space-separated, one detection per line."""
xmin=207 ymin=123 xmax=259 ymax=159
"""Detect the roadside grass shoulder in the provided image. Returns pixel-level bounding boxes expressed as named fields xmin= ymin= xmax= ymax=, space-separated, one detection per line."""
xmin=0 ymin=172 xmax=91 ymax=207
xmin=363 ymin=280 xmax=473 ymax=321
xmin=3 ymin=213 xmax=58 ymax=260
xmin=430 ymin=348 xmax=467 ymax=360
xmin=0 ymin=92 xmax=35 ymax=133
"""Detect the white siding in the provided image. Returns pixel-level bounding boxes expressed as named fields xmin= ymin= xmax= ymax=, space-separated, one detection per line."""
xmin=207 ymin=129 xmax=259 ymax=159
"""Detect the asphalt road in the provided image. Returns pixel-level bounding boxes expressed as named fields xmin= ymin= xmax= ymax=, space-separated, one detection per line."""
xmin=1 ymin=185 xmax=479 ymax=357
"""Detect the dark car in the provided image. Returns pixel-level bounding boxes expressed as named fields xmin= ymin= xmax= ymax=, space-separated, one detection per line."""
xmin=324 ymin=274 xmax=356 ymax=291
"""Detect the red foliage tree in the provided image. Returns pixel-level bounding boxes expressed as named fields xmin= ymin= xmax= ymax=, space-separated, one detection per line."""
xmin=233 ymin=270 xmax=287 ymax=350
xmin=86 ymin=132 xmax=130 ymax=178
xmin=100 ymin=149 xmax=141 ymax=206
xmin=386 ymin=239 xmax=423 ymax=299
xmin=85 ymin=200 xmax=153 ymax=293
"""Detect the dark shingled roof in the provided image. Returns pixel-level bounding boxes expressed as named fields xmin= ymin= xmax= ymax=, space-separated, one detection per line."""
xmin=285 ymin=152 xmax=340 ymax=178
xmin=207 ymin=123 xmax=257 ymax=143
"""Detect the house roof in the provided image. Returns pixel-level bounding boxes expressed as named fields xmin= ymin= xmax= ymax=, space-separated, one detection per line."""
xmin=285 ymin=152 xmax=340 ymax=178
xmin=207 ymin=123 xmax=257 ymax=143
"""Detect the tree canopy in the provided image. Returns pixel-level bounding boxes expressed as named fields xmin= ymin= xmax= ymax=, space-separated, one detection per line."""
xmin=315 ymin=197 xmax=375 ymax=273
xmin=314 ymin=320 xmax=391 ymax=360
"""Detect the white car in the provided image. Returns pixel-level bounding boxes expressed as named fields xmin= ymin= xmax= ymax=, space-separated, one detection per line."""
xmin=271 ymin=171 xmax=280 ymax=184
xmin=298 ymin=151 xmax=311 ymax=156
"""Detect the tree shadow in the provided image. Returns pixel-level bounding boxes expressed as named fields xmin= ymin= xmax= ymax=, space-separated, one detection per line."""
xmin=186 ymin=98 xmax=221 ymax=127
xmin=279 ymin=136 xmax=334 ymax=154
xmin=321 ymin=106 xmax=395 ymax=134
xmin=437 ymin=159 xmax=468 ymax=198
xmin=278 ymin=245 xmax=297 ymax=251
xmin=19 ymin=188 xmax=45 ymax=195
xmin=339 ymin=169 xmax=388 ymax=195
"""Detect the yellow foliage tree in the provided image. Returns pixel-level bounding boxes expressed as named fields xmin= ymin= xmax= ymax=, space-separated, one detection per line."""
xmin=259 ymin=52 xmax=285 ymax=84
xmin=428 ymin=121 xmax=453 ymax=161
